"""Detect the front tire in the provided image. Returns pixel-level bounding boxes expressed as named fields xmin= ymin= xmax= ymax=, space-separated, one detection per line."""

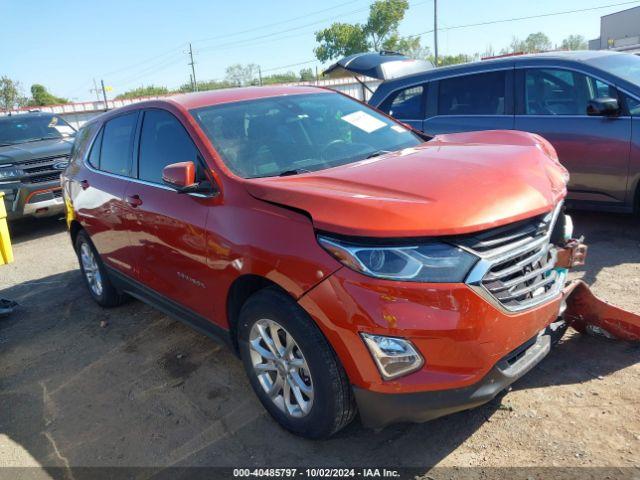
xmin=75 ymin=230 xmax=126 ymax=308
xmin=237 ymin=288 xmax=356 ymax=439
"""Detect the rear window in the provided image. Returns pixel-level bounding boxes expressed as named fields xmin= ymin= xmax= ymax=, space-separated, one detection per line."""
xmin=99 ymin=113 xmax=138 ymax=176
xmin=438 ymin=71 xmax=506 ymax=115
xmin=379 ymin=85 xmax=425 ymax=120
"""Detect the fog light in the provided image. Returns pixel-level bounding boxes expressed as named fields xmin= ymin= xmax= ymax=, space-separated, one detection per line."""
xmin=361 ymin=333 xmax=424 ymax=380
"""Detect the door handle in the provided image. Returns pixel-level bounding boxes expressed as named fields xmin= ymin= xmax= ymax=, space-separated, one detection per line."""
xmin=126 ymin=194 xmax=143 ymax=208
xmin=80 ymin=179 xmax=90 ymax=190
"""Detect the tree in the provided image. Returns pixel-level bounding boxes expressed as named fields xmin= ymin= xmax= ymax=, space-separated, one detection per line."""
xmin=524 ymin=32 xmax=552 ymax=53
xmin=177 ymin=79 xmax=234 ymax=93
xmin=0 ymin=76 xmax=24 ymax=111
xmin=314 ymin=23 xmax=368 ymax=62
xmin=225 ymin=63 xmax=259 ymax=87
xmin=561 ymin=34 xmax=587 ymax=51
xmin=115 ymin=85 xmax=168 ymax=100
xmin=262 ymin=72 xmax=298 ymax=85
xmin=299 ymin=67 xmax=316 ymax=82
xmin=29 ymin=84 xmax=68 ymax=106
xmin=314 ymin=0 xmax=412 ymax=62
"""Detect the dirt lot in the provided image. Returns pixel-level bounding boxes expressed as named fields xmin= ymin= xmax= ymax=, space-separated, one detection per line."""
xmin=0 ymin=211 xmax=639 ymax=478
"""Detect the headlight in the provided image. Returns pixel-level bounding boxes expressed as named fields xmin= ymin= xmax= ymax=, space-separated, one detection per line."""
xmin=318 ymin=236 xmax=477 ymax=282
xmin=361 ymin=333 xmax=424 ymax=380
xmin=0 ymin=165 xmax=21 ymax=181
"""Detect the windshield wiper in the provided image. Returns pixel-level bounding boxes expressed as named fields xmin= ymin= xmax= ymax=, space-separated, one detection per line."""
xmin=364 ymin=150 xmax=391 ymax=159
xmin=278 ymin=168 xmax=311 ymax=177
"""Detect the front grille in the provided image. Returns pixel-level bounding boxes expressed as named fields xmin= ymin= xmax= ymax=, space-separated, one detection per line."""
xmin=457 ymin=204 xmax=564 ymax=311
xmin=15 ymin=155 xmax=67 ymax=184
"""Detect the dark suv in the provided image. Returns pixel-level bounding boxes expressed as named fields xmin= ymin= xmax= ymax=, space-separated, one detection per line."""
xmin=0 ymin=112 xmax=75 ymax=220
xmin=329 ymin=50 xmax=640 ymax=213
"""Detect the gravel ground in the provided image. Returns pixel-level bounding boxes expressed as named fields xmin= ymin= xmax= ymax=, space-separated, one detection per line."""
xmin=0 ymin=211 xmax=638 ymax=479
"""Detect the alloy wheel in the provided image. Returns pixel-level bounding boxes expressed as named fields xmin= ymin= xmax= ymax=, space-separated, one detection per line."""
xmin=80 ymin=242 xmax=103 ymax=297
xmin=249 ymin=318 xmax=314 ymax=418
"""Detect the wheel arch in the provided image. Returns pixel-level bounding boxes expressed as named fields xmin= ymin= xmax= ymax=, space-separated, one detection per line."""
xmin=226 ymin=274 xmax=291 ymax=352
xmin=69 ymin=220 xmax=84 ymax=249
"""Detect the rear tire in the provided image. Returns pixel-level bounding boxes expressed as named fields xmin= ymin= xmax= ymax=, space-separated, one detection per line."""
xmin=237 ymin=288 xmax=356 ymax=439
xmin=75 ymin=230 xmax=126 ymax=308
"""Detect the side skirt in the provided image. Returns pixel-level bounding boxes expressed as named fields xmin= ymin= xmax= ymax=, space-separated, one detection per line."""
xmin=105 ymin=266 xmax=235 ymax=352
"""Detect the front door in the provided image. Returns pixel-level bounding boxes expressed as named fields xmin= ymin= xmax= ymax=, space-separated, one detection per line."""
xmin=514 ymin=67 xmax=631 ymax=205
xmin=126 ymin=108 xmax=214 ymax=318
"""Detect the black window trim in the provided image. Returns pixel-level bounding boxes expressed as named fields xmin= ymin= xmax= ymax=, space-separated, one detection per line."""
xmin=378 ymin=83 xmax=428 ymax=121
xmin=83 ymin=110 xmax=141 ymax=178
xmin=515 ymin=64 xmax=635 ymax=118
xmin=131 ymin=107 xmax=217 ymax=196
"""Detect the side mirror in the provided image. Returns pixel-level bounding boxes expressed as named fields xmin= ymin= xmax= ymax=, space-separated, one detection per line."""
xmin=587 ymin=97 xmax=620 ymax=117
xmin=162 ymin=161 xmax=197 ymax=191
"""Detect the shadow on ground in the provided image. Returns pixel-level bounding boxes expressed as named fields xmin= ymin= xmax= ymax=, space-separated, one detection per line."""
xmin=7 ymin=216 xmax=66 ymax=246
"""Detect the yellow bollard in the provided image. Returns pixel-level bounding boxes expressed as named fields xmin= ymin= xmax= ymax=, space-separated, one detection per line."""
xmin=0 ymin=191 xmax=14 ymax=265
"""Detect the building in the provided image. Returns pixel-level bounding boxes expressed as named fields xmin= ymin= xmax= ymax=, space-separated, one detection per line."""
xmin=589 ymin=5 xmax=640 ymax=54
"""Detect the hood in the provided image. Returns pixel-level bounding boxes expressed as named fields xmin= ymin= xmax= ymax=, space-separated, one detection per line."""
xmin=243 ymin=130 xmax=568 ymax=238
xmin=323 ymin=51 xmax=433 ymax=81
xmin=0 ymin=137 xmax=73 ymax=164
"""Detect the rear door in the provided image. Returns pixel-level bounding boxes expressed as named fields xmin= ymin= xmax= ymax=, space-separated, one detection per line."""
xmin=423 ymin=69 xmax=514 ymax=135
xmin=514 ymin=67 xmax=631 ymax=205
xmin=79 ymin=111 xmax=140 ymax=277
xmin=126 ymin=108 xmax=214 ymax=318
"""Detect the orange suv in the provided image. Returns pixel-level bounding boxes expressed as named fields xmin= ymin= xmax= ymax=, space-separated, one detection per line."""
xmin=62 ymin=86 xmax=571 ymax=438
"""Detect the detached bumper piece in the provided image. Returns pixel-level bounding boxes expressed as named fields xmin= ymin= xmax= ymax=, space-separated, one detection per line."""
xmin=355 ymin=322 xmax=564 ymax=429
xmin=563 ymin=280 xmax=640 ymax=341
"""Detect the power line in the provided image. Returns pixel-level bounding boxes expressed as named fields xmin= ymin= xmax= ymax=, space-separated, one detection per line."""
xmin=194 ymin=0 xmax=364 ymax=44
xmin=407 ymin=0 xmax=640 ymax=39
xmin=262 ymin=59 xmax=318 ymax=74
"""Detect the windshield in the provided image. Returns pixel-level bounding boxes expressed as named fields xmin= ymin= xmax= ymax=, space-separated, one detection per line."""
xmin=588 ymin=53 xmax=640 ymax=87
xmin=0 ymin=115 xmax=75 ymax=146
xmin=191 ymin=92 xmax=423 ymax=178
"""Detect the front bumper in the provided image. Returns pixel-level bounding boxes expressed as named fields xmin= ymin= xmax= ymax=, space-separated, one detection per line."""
xmin=354 ymin=320 xmax=565 ymax=428
xmin=1 ymin=181 xmax=64 ymax=220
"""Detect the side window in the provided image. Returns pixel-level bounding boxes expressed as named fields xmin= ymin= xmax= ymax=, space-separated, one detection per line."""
xmin=379 ymin=85 xmax=425 ymax=120
xmin=100 ymin=112 xmax=138 ymax=176
xmin=70 ymin=122 xmax=98 ymax=164
xmin=138 ymin=110 xmax=200 ymax=184
xmin=524 ymin=69 xmax=616 ymax=115
xmin=438 ymin=71 xmax=506 ymax=115
xmin=87 ymin=128 xmax=103 ymax=168
xmin=624 ymin=95 xmax=640 ymax=116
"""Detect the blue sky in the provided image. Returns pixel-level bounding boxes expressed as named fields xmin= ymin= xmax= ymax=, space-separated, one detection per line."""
xmin=1 ymin=0 xmax=637 ymax=101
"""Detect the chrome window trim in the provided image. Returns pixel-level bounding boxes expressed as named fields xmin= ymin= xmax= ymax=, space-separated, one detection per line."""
xmin=463 ymin=202 xmax=564 ymax=314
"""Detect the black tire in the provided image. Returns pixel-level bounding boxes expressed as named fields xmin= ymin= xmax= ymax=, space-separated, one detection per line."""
xmin=237 ymin=288 xmax=356 ymax=439
xmin=75 ymin=230 xmax=126 ymax=308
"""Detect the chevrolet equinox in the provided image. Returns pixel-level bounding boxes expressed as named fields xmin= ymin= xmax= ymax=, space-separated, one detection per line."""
xmin=62 ymin=86 xmax=572 ymax=438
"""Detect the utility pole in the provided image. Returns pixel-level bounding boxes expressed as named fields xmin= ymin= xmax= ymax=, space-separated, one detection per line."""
xmin=188 ymin=43 xmax=197 ymax=92
xmin=258 ymin=66 xmax=263 ymax=86
xmin=90 ymin=78 xmax=101 ymax=101
xmin=100 ymin=79 xmax=108 ymax=110
xmin=315 ymin=66 xmax=319 ymax=85
xmin=433 ymin=0 xmax=439 ymax=67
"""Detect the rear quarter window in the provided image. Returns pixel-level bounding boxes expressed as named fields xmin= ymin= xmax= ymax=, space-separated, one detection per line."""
xmin=438 ymin=71 xmax=506 ymax=115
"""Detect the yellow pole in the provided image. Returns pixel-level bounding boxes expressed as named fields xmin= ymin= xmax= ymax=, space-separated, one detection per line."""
xmin=0 ymin=191 xmax=14 ymax=265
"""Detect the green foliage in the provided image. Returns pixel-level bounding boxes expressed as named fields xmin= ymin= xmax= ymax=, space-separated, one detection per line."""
xmin=503 ymin=32 xmax=552 ymax=54
xmin=115 ymin=85 xmax=169 ymax=100
xmin=28 ymin=84 xmax=68 ymax=106
xmin=366 ymin=0 xmax=409 ymax=50
xmin=314 ymin=0 xmax=410 ymax=62
xmin=0 ymin=76 xmax=25 ymax=111
xmin=561 ymin=34 xmax=587 ymax=51
xmin=314 ymin=23 xmax=369 ymax=62
xmin=225 ymin=63 xmax=259 ymax=86
xmin=262 ymin=71 xmax=298 ymax=85
xmin=299 ymin=67 xmax=316 ymax=82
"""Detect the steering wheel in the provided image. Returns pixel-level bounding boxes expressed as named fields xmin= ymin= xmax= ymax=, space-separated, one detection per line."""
xmin=321 ymin=139 xmax=348 ymax=160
